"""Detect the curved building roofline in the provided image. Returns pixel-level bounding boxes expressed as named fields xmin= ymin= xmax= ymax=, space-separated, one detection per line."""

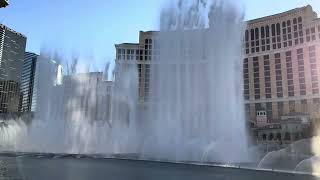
xmin=247 ymin=5 xmax=314 ymax=25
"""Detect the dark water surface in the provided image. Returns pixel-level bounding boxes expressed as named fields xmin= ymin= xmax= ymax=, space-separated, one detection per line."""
xmin=0 ymin=152 xmax=318 ymax=180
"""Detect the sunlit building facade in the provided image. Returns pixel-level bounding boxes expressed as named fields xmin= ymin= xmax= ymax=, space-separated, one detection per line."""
xmin=115 ymin=31 xmax=158 ymax=102
xmin=244 ymin=5 xmax=320 ymax=123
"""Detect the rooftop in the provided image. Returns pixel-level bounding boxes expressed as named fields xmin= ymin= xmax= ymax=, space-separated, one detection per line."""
xmin=140 ymin=30 xmax=159 ymax=34
xmin=115 ymin=5 xmax=318 ymax=47
xmin=0 ymin=24 xmax=26 ymax=38
xmin=247 ymin=5 xmax=314 ymax=25
xmin=115 ymin=43 xmax=139 ymax=47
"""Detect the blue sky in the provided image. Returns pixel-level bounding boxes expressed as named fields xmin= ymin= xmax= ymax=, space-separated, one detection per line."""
xmin=0 ymin=0 xmax=319 ymax=71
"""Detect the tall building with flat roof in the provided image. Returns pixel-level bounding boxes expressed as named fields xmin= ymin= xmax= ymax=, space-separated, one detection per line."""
xmin=244 ymin=5 xmax=320 ymax=123
xmin=0 ymin=24 xmax=27 ymax=113
xmin=115 ymin=31 xmax=158 ymax=102
xmin=115 ymin=5 xmax=320 ymax=123
xmin=20 ymin=52 xmax=38 ymax=112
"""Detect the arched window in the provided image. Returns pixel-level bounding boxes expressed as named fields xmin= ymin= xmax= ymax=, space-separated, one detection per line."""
xmin=287 ymin=20 xmax=291 ymax=26
xmin=251 ymin=29 xmax=255 ymax=40
xmin=276 ymin=23 xmax=281 ymax=36
xmin=261 ymin=27 xmax=265 ymax=38
xmin=276 ymin=133 xmax=282 ymax=141
xmin=245 ymin=30 xmax=249 ymax=42
xmin=255 ymin=28 xmax=259 ymax=39
xmin=269 ymin=133 xmax=274 ymax=141
xmin=271 ymin=24 xmax=276 ymax=36
xmin=262 ymin=134 xmax=267 ymax=141
xmin=284 ymin=132 xmax=291 ymax=141
xmin=294 ymin=132 xmax=300 ymax=140
xmin=265 ymin=25 xmax=270 ymax=37
xmin=282 ymin=21 xmax=286 ymax=28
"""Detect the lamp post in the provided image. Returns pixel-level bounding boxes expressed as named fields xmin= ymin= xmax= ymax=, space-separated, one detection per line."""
xmin=0 ymin=0 xmax=9 ymax=8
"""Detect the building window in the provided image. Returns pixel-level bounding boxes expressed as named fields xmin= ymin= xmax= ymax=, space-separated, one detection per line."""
xmin=289 ymin=101 xmax=295 ymax=113
xmin=250 ymin=29 xmax=256 ymax=53
xmin=245 ymin=104 xmax=250 ymax=120
xmin=255 ymin=28 xmax=259 ymax=39
xmin=274 ymin=53 xmax=283 ymax=97
xmin=271 ymin=24 xmax=276 ymax=36
xmin=261 ymin=26 xmax=267 ymax=52
xmin=313 ymin=98 xmax=320 ymax=110
xmin=301 ymin=99 xmax=308 ymax=112
xmin=128 ymin=49 xmax=134 ymax=60
xmin=144 ymin=39 xmax=153 ymax=61
xmin=245 ymin=30 xmax=249 ymax=54
xmin=138 ymin=64 xmax=142 ymax=88
xmin=245 ymin=30 xmax=249 ymax=41
xmin=264 ymin=26 xmax=271 ymax=50
xmin=297 ymin=48 xmax=306 ymax=96
xmin=309 ymin=46 xmax=319 ymax=95
xmin=117 ymin=49 xmax=124 ymax=59
xmin=293 ymin=17 xmax=303 ymax=45
xmin=253 ymin=57 xmax=260 ymax=99
xmin=275 ymin=23 xmax=281 ymax=49
xmin=276 ymin=23 xmax=281 ymax=35
xmin=306 ymin=28 xmax=311 ymax=42
xmin=266 ymin=102 xmax=273 ymax=121
xmin=243 ymin=58 xmax=250 ymax=100
xmin=262 ymin=134 xmax=267 ymax=141
xmin=271 ymin=24 xmax=277 ymax=49
xmin=144 ymin=64 xmax=151 ymax=100
xmin=284 ymin=132 xmax=291 ymax=141
xmin=264 ymin=55 xmax=271 ymax=99
xmin=285 ymin=51 xmax=294 ymax=97
xmin=282 ymin=21 xmax=286 ymax=28
xmin=283 ymin=23 xmax=288 ymax=47
xmin=269 ymin=133 xmax=274 ymax=141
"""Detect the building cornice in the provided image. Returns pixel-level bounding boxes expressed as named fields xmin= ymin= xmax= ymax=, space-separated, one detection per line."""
xmin=247 ymin=5 xmax=313 ymax=26
xmin=0 ymin=24 xmax=26 ymax=39
xmin=245 ymin=94 xmax=320 ymax=104
xmin=115 ymin=43 xmax=139 ymax=48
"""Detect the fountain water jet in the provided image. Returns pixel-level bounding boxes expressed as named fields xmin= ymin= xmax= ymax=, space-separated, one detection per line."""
xmin=258 ymin=138 xmax=317 ymax=170
xmin=0 ymin=0 xmax=249 ymax=164
xmin=141 ymin=0 xmax=249 ymax=163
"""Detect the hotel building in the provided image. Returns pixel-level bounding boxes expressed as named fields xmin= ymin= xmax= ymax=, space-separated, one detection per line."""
xmin=244 ymin=5 xmax=320 ymax=122
xmin=115 ymin=5 xmax=320 ymax=123
xmin=0 ymin=24 xmax=27 ymax=113
xmin=115 ymin=31 xmax=157 ymax=102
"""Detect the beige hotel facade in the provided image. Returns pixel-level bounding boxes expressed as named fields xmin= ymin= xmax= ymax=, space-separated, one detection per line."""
xmin=115 ymin=5 xmax=320 ymax=123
